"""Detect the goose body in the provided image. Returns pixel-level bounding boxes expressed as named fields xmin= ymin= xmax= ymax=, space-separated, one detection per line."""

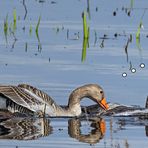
xmin=0 ymin=84 xmax=109 ymax=117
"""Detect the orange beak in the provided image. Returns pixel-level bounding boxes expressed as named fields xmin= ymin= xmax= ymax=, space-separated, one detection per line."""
xmin=98 ymin=98 xmax=109 ymax=110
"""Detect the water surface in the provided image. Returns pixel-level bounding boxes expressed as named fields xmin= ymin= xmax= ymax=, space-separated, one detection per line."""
xmin=0 ymin=0 xmax=148 ymax=147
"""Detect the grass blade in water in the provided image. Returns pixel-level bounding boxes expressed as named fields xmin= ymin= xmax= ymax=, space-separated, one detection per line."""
xmin=136 ymin=20 xmax=143 ymax=51
xmin=82 ymin=11 xmax=89 ymax=39
xmin=81 ymin=38 xmax=89 ymax=62
xmin=13 ymin=8 xmax=17 ymax=31
xmin=81 ymin=11 xmax=89 ymax=62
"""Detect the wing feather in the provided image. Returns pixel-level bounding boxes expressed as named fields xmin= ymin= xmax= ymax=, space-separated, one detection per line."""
xmin=0 ymin=86 xmax=36 ymax=112
xmin=18 ymin=84 xmax=57 ymax=107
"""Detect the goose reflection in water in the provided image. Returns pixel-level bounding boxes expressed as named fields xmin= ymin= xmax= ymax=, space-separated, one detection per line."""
xmin=1 ymin=116 xmax=148 ymax=145
xmin=0 ymin=117 xmax=52 ymax=140
xmin=0 ymin=116 xmax=105 ymax=144
xmin=68 ymin=118 xmax=106 ymax=144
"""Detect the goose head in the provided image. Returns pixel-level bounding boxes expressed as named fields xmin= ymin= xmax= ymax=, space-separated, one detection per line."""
xmin=68 ymin=84 xmax=109 ymax=116
xmin=85 ymin=84 xmax=109 ymax=111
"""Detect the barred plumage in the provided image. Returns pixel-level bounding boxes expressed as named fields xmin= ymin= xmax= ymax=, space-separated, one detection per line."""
xmin=0 ymin=84 xmax=108 ymax=117
xmin=18 ymin=84 xmax=57 ymax=106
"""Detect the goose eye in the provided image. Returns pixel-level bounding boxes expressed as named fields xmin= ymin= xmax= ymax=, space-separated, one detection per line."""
xmin=100 ymin=90 xmax=103 ymax=94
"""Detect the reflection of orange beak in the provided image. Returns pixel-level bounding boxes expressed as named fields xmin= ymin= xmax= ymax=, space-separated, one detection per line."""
xmin=98 ymin=98 xmax=109 ymax=110
xmin=100 ymin=119 xmax=106 ymax=135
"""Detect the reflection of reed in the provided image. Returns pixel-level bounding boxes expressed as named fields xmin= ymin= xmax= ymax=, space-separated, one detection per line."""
xmin=36 ymin=16 xmax=42 ymax=52
xmin=0 ymin=117 xmax=52 ymax=140
xmin=68 ymin=118 xmax=106 ymax=144
xmin=81 ymin=38 xmax=89 ymax=62
xmin=87 ymin=0 xmax=91 ymax=19
xmin=22 ymin=0 xmax=27 ymax=20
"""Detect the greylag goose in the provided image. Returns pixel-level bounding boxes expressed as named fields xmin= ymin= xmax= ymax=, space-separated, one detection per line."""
xmin=0 ymin=84 xmax=109 ymax=117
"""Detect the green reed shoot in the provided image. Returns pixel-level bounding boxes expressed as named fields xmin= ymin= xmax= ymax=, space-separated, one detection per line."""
xmin=13 ymin=8 xmax=17 ymax=31
xmin=81 ymin=11 xmax=89 ymax=62
xmin=136 ymin=20 xmax=143 ymax=50
xmin=82 ymin=11 xmax=89 ymax=39
xmin=81 ymin=38 xmax=89 ymax=62
xmin=4 ymin=14 xmax=8 ymax=45
xmin=136 ymin=21 xmax=142 ymax=39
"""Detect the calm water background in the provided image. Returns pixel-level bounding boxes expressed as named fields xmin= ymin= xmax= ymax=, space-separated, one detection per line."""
xmin=0 ymin=0 xmax=148 ymax=147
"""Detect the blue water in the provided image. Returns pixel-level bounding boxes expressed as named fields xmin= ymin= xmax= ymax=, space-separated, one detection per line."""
xmin=0 ymin=0 xmax=148 ymax=147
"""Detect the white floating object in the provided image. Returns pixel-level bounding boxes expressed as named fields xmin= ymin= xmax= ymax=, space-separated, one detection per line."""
xmin=140 ymin=63 xmax=145 ymax=68
xmin=122 ymin=72 xmax=127 ymax=77
xmin=131 ymin=68 xmax=136 ymax=73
